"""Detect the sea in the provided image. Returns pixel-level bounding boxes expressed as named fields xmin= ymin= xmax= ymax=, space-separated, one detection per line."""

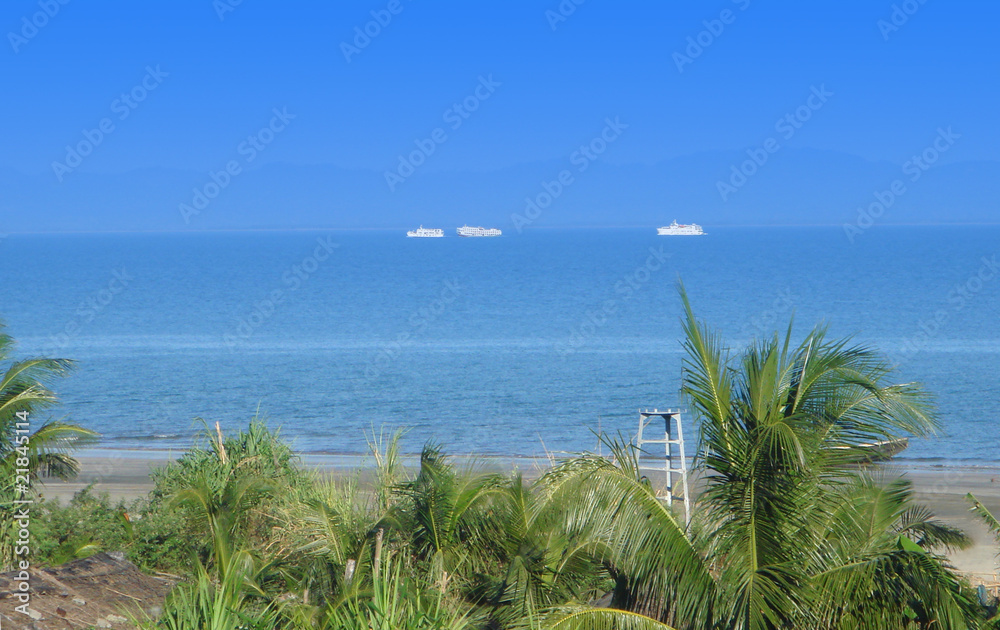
xmin=2 ymin=226 xmax=998 ymax=465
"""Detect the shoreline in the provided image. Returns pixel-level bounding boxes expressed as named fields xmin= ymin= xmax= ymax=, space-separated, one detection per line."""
xmin=70 ymin=447 xmax=1000 ymax=470
xmin=39 ymin=452 xmax=1000 ymax=578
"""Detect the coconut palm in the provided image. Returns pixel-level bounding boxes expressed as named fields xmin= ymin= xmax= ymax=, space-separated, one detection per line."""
xmin=539 ymin=439 xmax=716 ymax=629
xmin=683 ymin=282 xmax=979 ymax=629
xmin=967 ymin=494 xmax=1000 ymax=627
xmin=470 ymin=473 xmax=610 ymax=628
xmin=0 ymin=321 xmax=97 ymax=569
xmin=273 ymin=428 xmax=404 ymax=610
xmin=531 ymin=285 xmax=981 ymax=630
xmin=157 ymin=420 xmax=299 ymax=582
xmin=811 ymin=475 xmax=976 ymax=629
xmin=0 ymin=321 xmax=97 ymax=481
xmin=388 ymin=445 xmax=508 ymax=580
xmin=528 ymin=607 xmax=681 ymax=630
xmin=967 ymin=494 xmax=1000 ymax=556
xmin=168 ymin=470 xmax=275 ymax=576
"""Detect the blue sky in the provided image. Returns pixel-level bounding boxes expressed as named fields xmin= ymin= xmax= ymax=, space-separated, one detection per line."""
xmin=2 ymin=0 xmax=998 ymax=230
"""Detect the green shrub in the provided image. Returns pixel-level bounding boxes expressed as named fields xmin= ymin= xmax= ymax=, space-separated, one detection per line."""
xmin=149 ymin=418 xmax=306 ymax=504
xmin=32 ymin=487 xmax=130 ymax=566
xmin=29 ymin=486 xmax=197 ymax=572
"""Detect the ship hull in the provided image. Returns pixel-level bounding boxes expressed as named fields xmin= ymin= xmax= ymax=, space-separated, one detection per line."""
xmin=456 ymin=226 xmax=502 ymax=237
xmin=657 ymin=229 xmax=705 ymax=236
xmin=406 ymin=226 xmax=445 ymax=237
xmin=657 ymin=221 xmax=705 ymax=236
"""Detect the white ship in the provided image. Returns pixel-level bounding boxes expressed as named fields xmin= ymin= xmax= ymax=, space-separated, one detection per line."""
xmin=657 ymin=220 xmax=705 ymax=236
xmin=406 ymin=226 xmax=444 ymax=238
xmin=456 ymin=225 xmax=501 ymax=237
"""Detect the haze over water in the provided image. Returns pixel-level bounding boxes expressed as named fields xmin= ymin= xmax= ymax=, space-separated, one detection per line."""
xmin=2 ymin=226 xmax=997 ymax=464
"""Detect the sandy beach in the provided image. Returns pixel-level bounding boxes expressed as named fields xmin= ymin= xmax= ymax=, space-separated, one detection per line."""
xmin=906 ymin=465 xmax=1000 ymax=580
xmin=38 ymin=452 xmax=1000 ymax=579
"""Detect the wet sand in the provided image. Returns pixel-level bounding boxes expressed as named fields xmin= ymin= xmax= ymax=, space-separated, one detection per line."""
xmin=38 ymin=452 xmax=1000 ymax=579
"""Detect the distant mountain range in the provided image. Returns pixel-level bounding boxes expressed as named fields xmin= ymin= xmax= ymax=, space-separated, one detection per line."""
xmin=2 ymin=148 xmax=997 ymax=232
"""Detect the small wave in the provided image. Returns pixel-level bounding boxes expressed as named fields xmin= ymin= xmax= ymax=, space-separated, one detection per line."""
xmin=106 ymin=433 xmax=184 ymax=441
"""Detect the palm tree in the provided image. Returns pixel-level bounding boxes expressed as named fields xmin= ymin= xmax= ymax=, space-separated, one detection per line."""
xmin=528 ymin=607 xmax=682 ymax=630
xmin=967 ymin=494 xmax=1000 ymax=627
xmin=389 ymin=444 xmax=507 ymax=583
xmin=967 ymin=493 xmax=1000 ymax=558
xmin=471 ymin=473 xmax=610 ymax=628
xmin=0 ymin=321 xmax=97 ymax=480
xmin=168 ymin=470 xmax=274 ymax=576
xmin=811 ymin=476 xmax=976 ymax=628
xmin=675 ymin=282 xmax=973 ymax=629
xmin=532 ymin=285 xmax=981 ymax=630
xmin=539 ymin=439 xmax=716 ymax=629
xmin=159 ymin=420 xmax=294 ymax=579
xmin=0 ymin=321 xmax=97 ymax=569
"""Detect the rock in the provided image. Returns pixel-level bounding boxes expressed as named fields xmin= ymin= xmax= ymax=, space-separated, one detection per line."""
xmin=0 ymin=552 xmax=174 ymax=629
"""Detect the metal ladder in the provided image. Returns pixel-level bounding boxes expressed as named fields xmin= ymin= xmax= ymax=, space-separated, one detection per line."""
xmin=636 ymin=409 xmax=691 ymax=525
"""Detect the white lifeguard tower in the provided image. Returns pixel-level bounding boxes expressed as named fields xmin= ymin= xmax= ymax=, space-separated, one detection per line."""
xmin=636 ymin=409 xmax=691 ymax=525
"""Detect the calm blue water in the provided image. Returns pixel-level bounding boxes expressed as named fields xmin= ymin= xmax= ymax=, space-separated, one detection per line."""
xmin=1 ymin=227 xmax=998 ymax=464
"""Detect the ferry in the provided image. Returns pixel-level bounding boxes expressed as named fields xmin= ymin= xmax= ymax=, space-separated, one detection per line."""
xmin=406 ymin=226 xmax=444 ymax=238
xmin=657 ymin=220 xmax=706 ymax=236
xmin=456 ymin=225 xmax=501 ymax=237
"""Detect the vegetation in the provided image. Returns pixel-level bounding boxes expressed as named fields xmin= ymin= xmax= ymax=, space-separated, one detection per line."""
xmin=13 ymin=295 xmax=1000 ymax=629
xmin=967 ymin=494 xmax=1000 ymax=624
xmin=0 ymin=321 xmax=96 ymax=568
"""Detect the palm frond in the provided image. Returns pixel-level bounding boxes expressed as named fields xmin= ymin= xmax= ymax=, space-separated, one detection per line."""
xmin=967 ymin=493 xmax=1000 ymax=548
xmin=531 ymin=606 xmax=681 ymax=630
xmin=541 ymin=444 xmax=716 ymax=627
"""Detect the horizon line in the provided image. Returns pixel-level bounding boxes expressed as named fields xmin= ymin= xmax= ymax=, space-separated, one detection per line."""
xmin=4 ymin=222 xmax=1000 ymax=236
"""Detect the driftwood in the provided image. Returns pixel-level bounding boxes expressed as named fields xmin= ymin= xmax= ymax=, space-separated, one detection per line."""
xmin=0 ymin=552 xmax=173 ymax=630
